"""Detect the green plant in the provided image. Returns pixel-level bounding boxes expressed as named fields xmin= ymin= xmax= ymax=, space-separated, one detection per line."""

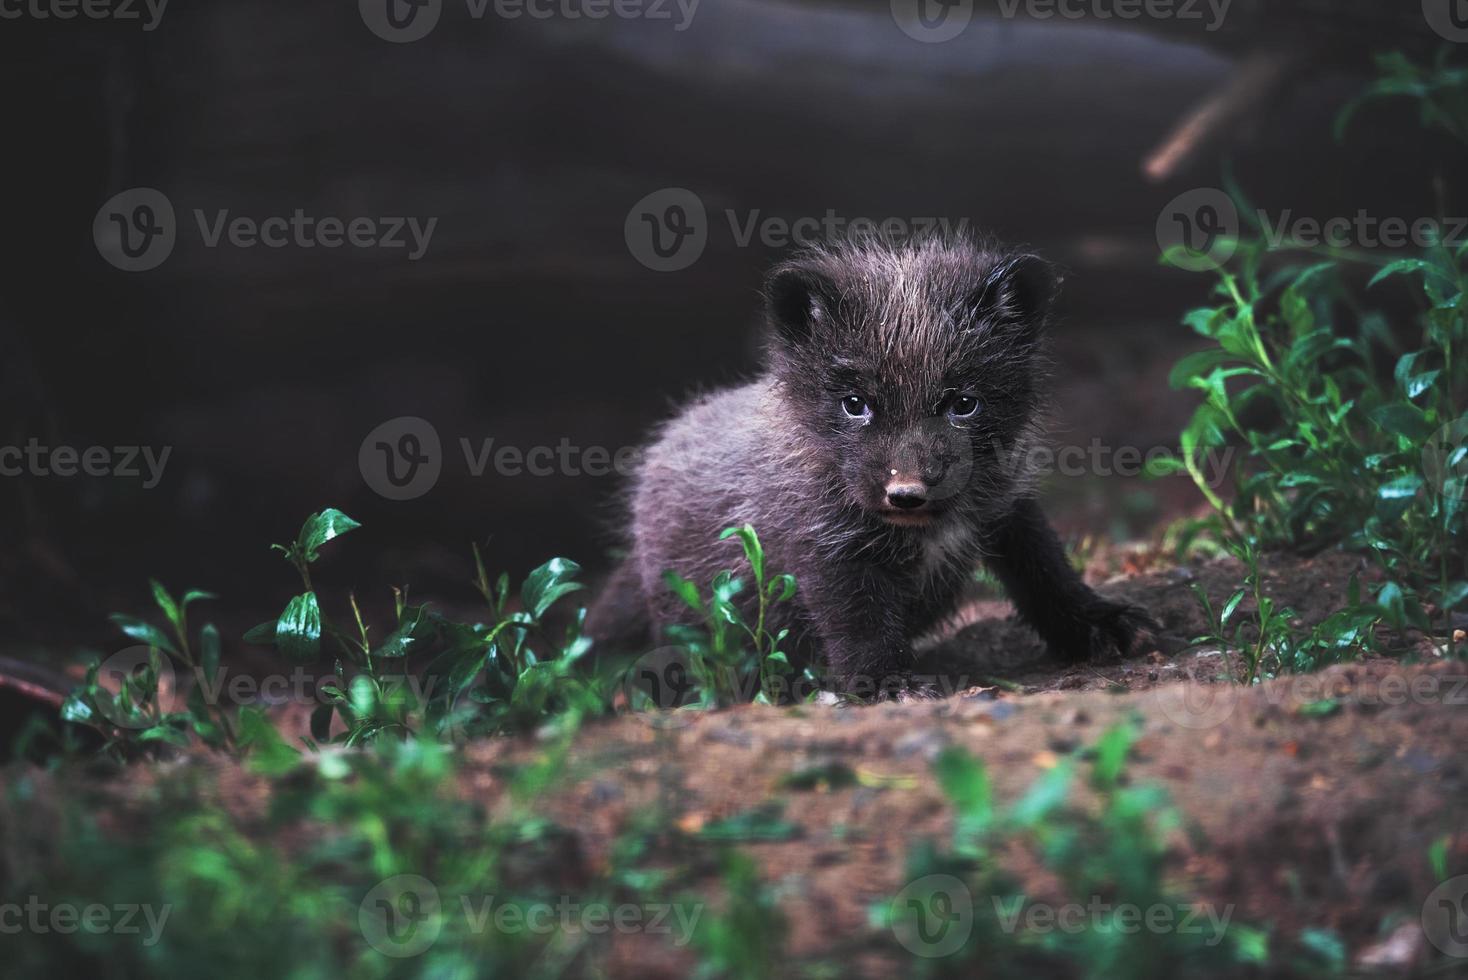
xmin=1160 ymin=50 xmax=1468 ymax=668
xmin=1187 ymin=539 xmax=1380 ymax=682
xmin=658 ymin=523 xmax=815 ymax=707
xmin=61 ymin=581 xmax=236 ymax=753
xmin=62 ymin=508 xmax=607 ymax=756
xmin=877 ymin=728 xmax=1269 ymax=978
xmin=689 ymin=850 xmax=790 ymax=980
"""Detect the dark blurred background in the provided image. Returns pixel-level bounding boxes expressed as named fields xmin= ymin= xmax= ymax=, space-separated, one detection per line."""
xmin=1 ymin=0 xmax=1463 ymax=653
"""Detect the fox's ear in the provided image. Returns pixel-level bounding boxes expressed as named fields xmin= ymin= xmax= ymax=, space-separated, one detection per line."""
xmin=764 ymin=264 xmax=837 ymax=349
xmin=971 ymin=254 xmax=1057 ymax=335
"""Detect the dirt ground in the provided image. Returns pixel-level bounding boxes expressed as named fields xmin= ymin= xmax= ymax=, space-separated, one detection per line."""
xmin=479 ymin=551 xmax=1466 ymax=975
xmin=11 ymin=549 xmax=1466 ymax=976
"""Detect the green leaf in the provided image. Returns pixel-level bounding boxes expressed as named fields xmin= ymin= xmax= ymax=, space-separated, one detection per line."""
xmin=697 ymin=803 xmax=799 ymax=842
xmin=1369 ymin=403 xmax=1434 ymax=444
xmin=1297 ymin=699 xmax=1341 ymax=719
xmin=349 ymin=674 xmax=378 ymax=719
xmin=1142 ymin=454 xmax=1186 ymax=478
xmin=1221 ymin=589 xmax=1246 ymax=626
xmin=310 ymin=703 xmax=334 ymax=742
xmin=1297 ymin=928 xmax=1347 ymax=970
xmin=720 ymin=524 xmax=766 ymax=585
xmin=1377 ymin=474 xmax=1424 ymax=500
xmin=1441 ymin=582 xmax=1468 ymax=611
xmin=60 ymin=693 xmax=95 ymax=724
xmin=139 ymin=725 xmax=190 ymax=746
xmin=237 ymin=707 xmax=302 ymax=775
xmin=1167 ymin=348 xmax=1235 ymax=390
xmin=1369 ymin=258 xmax=1453 ymax=289
xmin=768 ymin=574 xmax=797 ymax=602
xmin=1011 ymin=761 xmax=1074 ymax=828
xmin=200 ymin=623 xmax=221 ymax=683
xmin=275 ymin=592 xmax=322 ymax=664
xmin=110 ymin=614 xmax=179 ymax=656
xmin=242 ymin=621 xmax=276 ymax=646
xmin=296 ymin=508 xmax=361 ymax=562
xmin=1181 ymin=306 xmax=1226 ymax=338
xmin=521 ymin=557 xmax=584 ymax=620
xmin=934 ymin=747 xmax=992 ymax=838
xmin=150 ymin=580 xmax=180 ymax=631
xmin=1091 ymin=724 xmax=1136 ymax=791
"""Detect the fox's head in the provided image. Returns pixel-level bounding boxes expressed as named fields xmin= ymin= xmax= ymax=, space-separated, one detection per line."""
xmin=763 ymin=236 xmax=1052 ymax=528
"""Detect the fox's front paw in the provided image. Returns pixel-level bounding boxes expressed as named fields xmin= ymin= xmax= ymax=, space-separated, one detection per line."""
xmin=871 ymin=676 xmax=941 ymax=704
xmin=1050 ymin=599 xmax=1160 ymax=662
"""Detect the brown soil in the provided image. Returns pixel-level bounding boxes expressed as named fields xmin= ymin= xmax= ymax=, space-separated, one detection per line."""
xmin=170 ymin=550 xmax=1468 ymax=976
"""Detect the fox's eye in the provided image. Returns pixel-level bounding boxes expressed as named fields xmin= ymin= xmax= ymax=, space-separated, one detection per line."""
xmin=841 ymin=395 xmax=872 ymax=420
xmin=947 ymin=394 xmax=981 ymax=419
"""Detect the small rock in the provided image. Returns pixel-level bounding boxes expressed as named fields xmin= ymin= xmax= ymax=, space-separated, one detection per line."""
xmin=1355 ymin=920 xmax=1425 ymax=971
xmin=1400 ymin=747 xmax=1441 ymax=774
xmin=705 ymin=727 xmax=755 ymax=748
xmin=893 ymin=728 xmax=950 ymax=761
xmin=1047 ymin=734 xmax=1080 ymax=753
xmin=587 ymin=780 xmax=623 ymax=804
xmin=989 ymin=701 xmax=1018 ymax=721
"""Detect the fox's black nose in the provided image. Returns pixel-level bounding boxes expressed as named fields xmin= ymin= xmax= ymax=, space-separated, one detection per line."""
xmin=885 ymin=482 xmax=928 ymax=510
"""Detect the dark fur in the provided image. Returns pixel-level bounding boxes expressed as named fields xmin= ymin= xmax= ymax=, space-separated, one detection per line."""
xmin=589 ymin=236 xmax=1154 ymax=694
